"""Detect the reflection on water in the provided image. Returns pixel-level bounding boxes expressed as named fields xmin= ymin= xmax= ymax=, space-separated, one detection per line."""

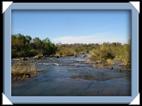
xmin=12 ymin=56 xmax=131 ymax=96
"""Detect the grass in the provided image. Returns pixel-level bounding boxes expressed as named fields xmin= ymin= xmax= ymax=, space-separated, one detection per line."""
xmin=12 ymin=61 xmax=38 ymax=80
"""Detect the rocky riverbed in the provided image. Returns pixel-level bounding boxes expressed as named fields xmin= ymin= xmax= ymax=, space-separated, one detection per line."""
xmin=12 ymin=56 xmax=131 ymax=96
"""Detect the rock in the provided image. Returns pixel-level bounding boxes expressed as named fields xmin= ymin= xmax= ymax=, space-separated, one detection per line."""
xmin=56 ymin=56 xmax=60 ymax=58
xmin=25 ymin=74 xmax=31 ymax=78
xmin=33 ymin=55 xmax=43 ymax=59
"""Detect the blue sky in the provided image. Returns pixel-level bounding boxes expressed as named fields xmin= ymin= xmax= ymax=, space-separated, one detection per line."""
xmin=12 ymin=10 xmax=130 ymax=44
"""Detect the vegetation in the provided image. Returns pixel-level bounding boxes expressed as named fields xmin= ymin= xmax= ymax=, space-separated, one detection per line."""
xmin=55 ymin=44 xmax=94 ymax=56
xmin=89 ymin=43 xmax=131 ymax=69
xmin=12 ymin=61 xmax=37 ymax=80
xmin=55 ymin=43 xmax=131 ymax=69
xmin=12 ymin=33 xmax=131 ymax=70
xmin=12 ymin=33 xmax=57 ymax=58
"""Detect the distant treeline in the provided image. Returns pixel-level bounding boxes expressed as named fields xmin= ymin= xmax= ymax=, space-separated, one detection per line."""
xmin=12 ymin=34 xmax=130 ymax=68
xmin=12 ymin=34 xmax=57 ymax=58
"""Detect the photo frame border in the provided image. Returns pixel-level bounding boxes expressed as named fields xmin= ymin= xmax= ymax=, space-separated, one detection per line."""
xmin=3 ymin=2 xmax=139 ymax=104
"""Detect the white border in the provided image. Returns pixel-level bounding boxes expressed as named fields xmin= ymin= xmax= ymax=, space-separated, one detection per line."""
xmin=130 ymin=93 xmax=140 ymax=105
xmin=2 ymin=1 xmax=13 ymax=13
xmin=130 ymin=1 xmax=140 ymax=13
xmin=2 ymin=93 xmax=12 ymax=105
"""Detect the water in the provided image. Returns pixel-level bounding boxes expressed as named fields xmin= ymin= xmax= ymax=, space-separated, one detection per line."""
xmin=12 ymin=56 xmax=131 ymax=96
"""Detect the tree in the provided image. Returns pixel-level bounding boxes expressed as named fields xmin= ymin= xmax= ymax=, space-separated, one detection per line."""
xmin=25 ymin=36 xmax=32 ymax=44
xmin=12 ymin=34 xmax=57 ymax=58
xmin=42 ymin=37 xmax=57 ymax=56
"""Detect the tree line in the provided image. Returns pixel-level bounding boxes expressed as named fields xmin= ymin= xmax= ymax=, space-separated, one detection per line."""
xmin=12 ymin=34 xmax=57 ymax=58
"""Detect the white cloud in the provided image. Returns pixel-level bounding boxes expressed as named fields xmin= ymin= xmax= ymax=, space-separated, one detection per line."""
xmin=52 ymin=32 xmax=128 ymax=44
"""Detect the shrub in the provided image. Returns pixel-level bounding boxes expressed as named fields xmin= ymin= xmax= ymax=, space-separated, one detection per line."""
xmin=12 ymin=61 xmax=38 ymax=80
xmin=12 ymin=34 xmax=57 ymax=58
xmin=88 ymin=43 xmax=130 ymax=69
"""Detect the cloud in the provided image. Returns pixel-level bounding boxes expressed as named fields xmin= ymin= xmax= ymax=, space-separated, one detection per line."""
xmin=52 ymin=32 xmax=128 ymax=44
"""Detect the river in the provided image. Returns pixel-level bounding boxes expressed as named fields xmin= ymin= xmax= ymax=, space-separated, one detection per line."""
xmin=12 ymin=56 xmax=131 ymax=96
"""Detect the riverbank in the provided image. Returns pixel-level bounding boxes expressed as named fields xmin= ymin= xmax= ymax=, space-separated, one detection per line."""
xmin=12 ymin=61 xmax=38 ymax=80
xmin=12 ymin=54 xmax=130 ymax=81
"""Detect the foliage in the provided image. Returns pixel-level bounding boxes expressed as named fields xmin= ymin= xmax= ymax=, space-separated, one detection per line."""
xmin=12 ymin=33 xmax=130 ymax=69
xmin=55 ymin=43 xmax=95 ymax=56
xmin=12 ymin=34 xmax=57 ymax=58
xmin=55 ymin=43 xmax=131 ymax=68
xmin=89 ymin=43 xmax=131 ymax=67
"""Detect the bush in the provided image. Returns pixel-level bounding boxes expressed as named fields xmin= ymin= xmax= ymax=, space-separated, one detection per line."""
xmin=88 ymin=43 xmax=130 ymax=68
xmin=12 ymin=61 xmax=37 ymax=80
xmin=12 ymin=34 xmax=57 ymax=58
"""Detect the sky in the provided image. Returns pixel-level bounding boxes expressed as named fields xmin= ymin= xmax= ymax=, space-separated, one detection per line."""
xmin=12 ymin=10 xmax=130 ymax=44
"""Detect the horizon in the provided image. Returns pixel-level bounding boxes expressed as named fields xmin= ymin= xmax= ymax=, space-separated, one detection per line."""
xmin=12 ymin=33 xmax=129 ymax=45
xmin=12 ymin=10 xmax=130 ymax=44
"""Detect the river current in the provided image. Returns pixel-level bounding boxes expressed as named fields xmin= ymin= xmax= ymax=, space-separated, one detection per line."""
xmin=12 ymin=56 xmax=131 ymax=96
